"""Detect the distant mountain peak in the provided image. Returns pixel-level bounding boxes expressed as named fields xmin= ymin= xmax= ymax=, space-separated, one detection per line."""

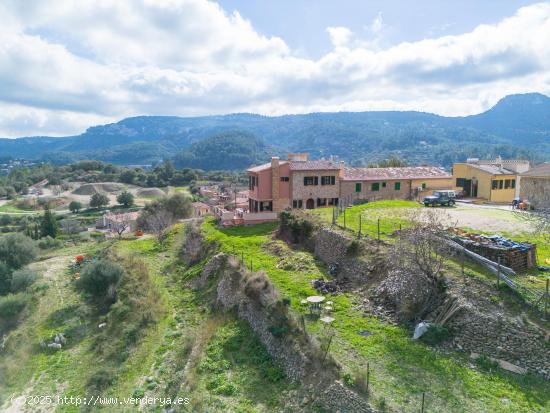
xmin=492 ymin=92 xmax=550 ymax=108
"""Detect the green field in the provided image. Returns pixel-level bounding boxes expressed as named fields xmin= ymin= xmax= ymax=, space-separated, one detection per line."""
xmin=202 ymin=219 xmax=550 ymax=413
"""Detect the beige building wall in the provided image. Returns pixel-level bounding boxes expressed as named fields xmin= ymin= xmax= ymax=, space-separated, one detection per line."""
xmin=453 ymin=163 xmax=517 ymax=202
xmin=340 ymin=179 xmax=411 ymax=202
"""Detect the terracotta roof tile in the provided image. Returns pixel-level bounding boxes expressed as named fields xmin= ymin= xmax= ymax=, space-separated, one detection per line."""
xmin=289 ymin=160 xmax=341 ymax=171
xmin=343 ymin=166 xmax=451 ymax=181
xmin=521 ymin=163 xmax=550 ymax=177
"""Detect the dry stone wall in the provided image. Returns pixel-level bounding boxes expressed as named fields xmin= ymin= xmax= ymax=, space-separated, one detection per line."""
xmin=447 ymin=305 xmax=550 ymax=379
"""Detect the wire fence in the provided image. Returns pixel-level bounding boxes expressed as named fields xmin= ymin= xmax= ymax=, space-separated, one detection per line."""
xmin=224 ymin=244 xmax=435 ymax=412
xmin=332 ymin=203 xmax=550 ymax=319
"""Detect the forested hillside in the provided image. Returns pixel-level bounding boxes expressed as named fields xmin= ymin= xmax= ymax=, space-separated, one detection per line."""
xmin=0 ymin=93 xmax=548 ymax=169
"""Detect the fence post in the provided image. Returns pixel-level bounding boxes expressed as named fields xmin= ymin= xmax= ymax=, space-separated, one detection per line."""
xmin=366 ymin=362 xmax=370 ymax=394
xmin=421 ymin=392 xmax=425 ymax=413
xmin=377 ymin=218 xmax=381 ymax=242
xmin=497 ymin=257 xmax=501 ymax=289
xmin=250 ymin=258 xmax=253 ymax=272
xmin=461 ymin=246 xmax=466 ymax=283
xmin=332 ymin=207 xmax=336 ymax=225
xmin=544 ymin=278 xmax=549 ymax=320
xmin=241 ymin=251 xmax=244 ymax=263
xmin=344 ymin=208 xmax=346 ymax=229
xmin=322 ymin=334 xmax=334 ymax=363
xmin=358 ymin=214 xmax=362 ymax=239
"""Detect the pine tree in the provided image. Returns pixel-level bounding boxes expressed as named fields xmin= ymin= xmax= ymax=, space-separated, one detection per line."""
xmin=40 ymin=206 xmax=59 ymax=238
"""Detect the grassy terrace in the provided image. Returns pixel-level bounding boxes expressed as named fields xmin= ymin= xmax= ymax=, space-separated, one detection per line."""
xmin=311 ymin=200 xmax=420 ymax=241
xmin=202 ymin=218 xmax=550 ymax=413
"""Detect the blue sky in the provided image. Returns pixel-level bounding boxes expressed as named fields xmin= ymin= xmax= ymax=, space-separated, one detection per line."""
xmin=218 ymin=1 xmax=539 ymax=58
xmin=0 ymin=0 xmax=549 ymax=138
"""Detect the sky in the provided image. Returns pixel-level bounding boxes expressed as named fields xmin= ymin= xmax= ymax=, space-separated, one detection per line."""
xmin=0 ymin=0 xmax=549 ymax=138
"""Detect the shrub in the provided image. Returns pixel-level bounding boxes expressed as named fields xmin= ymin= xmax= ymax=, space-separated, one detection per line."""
xmin=116 ymin=191 xmax=134 ymax=207
xmin=11 ymin=268 xmax=40 ymax=293
xmin=90 ymin=193 xmax=109 ymax=209
xmin=475 ymin=355 xmax=499 ymax=372
xmin=420 ymin=324 xmax=450 ymax=345
xmin=76 ymin=259 xmax=124 ymax=301
xmin=0 ymin=233 xmax=38 ymax=270
xmin=87 ymin=368 xmax=117 ymax=391
xmin=346 ymin=240 xmax=361 ymax=256
xmin=69 ymin=201 xmax=83 ymax=213
xmin=38 ymin=236 xmax=62 ymax=250
xmin=0 ymin=261 xmax=12 ymax=296
xmin=0 ymin=293 xmax=29 ymax=329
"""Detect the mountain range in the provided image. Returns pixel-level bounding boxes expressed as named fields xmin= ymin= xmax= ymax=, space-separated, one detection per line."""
xmin=1 ymin=93 xmax=549 ymax=169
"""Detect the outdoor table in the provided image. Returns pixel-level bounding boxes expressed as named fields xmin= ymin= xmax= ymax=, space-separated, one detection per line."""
xmin=306 ymin=296 xmax=325 ymax=315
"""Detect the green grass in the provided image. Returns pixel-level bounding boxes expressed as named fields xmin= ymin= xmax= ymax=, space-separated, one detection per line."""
xmin=202 ymin=218 xmax=550 ymax=413
xmin=312 ymin=200 xmax=420 ymax=241
xmin=0 ymin=202 xmax=39 ymax=214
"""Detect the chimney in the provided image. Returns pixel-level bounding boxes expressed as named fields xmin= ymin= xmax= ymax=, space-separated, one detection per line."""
xmin=271 ymin=157 xmax=280 ymax=207
xmin=339 ymin=161 xmax=345 ymax=178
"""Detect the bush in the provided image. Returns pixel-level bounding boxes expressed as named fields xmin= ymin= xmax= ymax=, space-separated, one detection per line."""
xmin=11 ymin=268 xmax=40 ymax=293
xmin=116 ymin=191 xmax=134 ymax=207
xmin=0 ymin=233 xmax=38 ymax=270
xmin=69 ymin=201 xmax=82 ymax=213
xmin=76 ymin=259 xmax=124 ymax=301
xmin=420 ymin=324 xmax=450 ymax=345
xmin=90 ymin=193 xmax=109 ymax=209
xmin=0 ymin=293 xmax=29 ymax=329
xmin=38 ymin=236 xmax=62 ymax=250
xmin=0 ymin=261 xmax=12 ymax=296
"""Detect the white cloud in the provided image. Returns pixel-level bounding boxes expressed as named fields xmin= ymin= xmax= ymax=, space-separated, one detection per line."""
xmin=327 ymin=26 xmax=353 ymax=48
xmin=0 ymin=0 xmax=550 ymax=137
xmin=370 ymin=11 xmax=384 ymax=34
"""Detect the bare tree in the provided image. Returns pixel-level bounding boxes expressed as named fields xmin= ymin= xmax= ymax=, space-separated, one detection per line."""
xmin=110 ymin=212 xmax=134 ymax=240
xmin=144 ymin=209 xmax=175 ymax=245
xmin=396 ymin=209 xmax=455 ymax=283
xmin=515 ymin=209 xmax=550 ymax=243
xmin=61 ymin=219 xmax=81 ymax=242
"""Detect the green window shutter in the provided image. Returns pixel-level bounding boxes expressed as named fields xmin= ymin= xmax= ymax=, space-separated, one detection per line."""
xmin=394 ymin=182 xmax=401 ymax=190
xmin=355 ymin=183 xmax=362 ymax=192
xmin=371 ymin=183 xmax=379 ymax=191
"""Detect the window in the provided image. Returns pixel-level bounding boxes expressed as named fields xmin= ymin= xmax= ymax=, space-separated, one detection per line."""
xmin=394 ymin=182 xmax=401 ymax=190
xmin=499 ymin=180 xmax=504 ymax=189
xmin=328 ymin=198 xmax=338 ymax=206
xmin=421 ymin=183 xmax=427 ymax=190
xmin=456 ymin=178 xmax=466 ymax=187
xmin=356 ymin=183 xmax=362 ymax=192
xmin=280 ymin=176 xmax=289 ymax=182
xmin=492 ymin=180 xmax=498 ymax=190
xmin=292 ymin=199 xmax=303 ymax=208
xmin=382 ymin=182 xmax=387 ymax=188
xmin=304 ymin=176 xmax=318 ymax=186
xmin=504 ymin=179 xmax=511 ymax=189
xmin=249 ymin=175 xmax=258 ymax=190
xmin=371 ymin=182 xmax=379 ymax=191
xmin=317 ymin=198 xmax=327 ymax=207
xmin=321 ymin=175 xmax=336 ymax=185
xmin=511 ymin=179 xmax=516 ymax=189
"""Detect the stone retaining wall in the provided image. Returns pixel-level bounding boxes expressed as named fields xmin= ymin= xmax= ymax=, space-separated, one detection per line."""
xmin=447 ymin=305 xmax=550 ymax=379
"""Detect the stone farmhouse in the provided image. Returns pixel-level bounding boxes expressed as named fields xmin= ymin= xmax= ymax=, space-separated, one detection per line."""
xmin=519 ymin=163 xmax=550 ymax=208
xmin=246 ymin=153 xmax=452 ymax=213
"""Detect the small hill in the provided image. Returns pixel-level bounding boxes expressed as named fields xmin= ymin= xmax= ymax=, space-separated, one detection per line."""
xmin=136 ymin=188 xmax=165 ymax=198
xmin=173 ymin=131 xmax=276 ymax=171
xmin=72 ymin=182 xmax=124 ymax=195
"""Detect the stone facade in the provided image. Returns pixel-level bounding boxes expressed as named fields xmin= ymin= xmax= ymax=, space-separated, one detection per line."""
xmin=291 ymin=169 xmax=341 ymax=209
xmin=446 ymin=302 xmax=550 ymax=380
xmin=520 ymin=176 xmax=550 ymax=208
